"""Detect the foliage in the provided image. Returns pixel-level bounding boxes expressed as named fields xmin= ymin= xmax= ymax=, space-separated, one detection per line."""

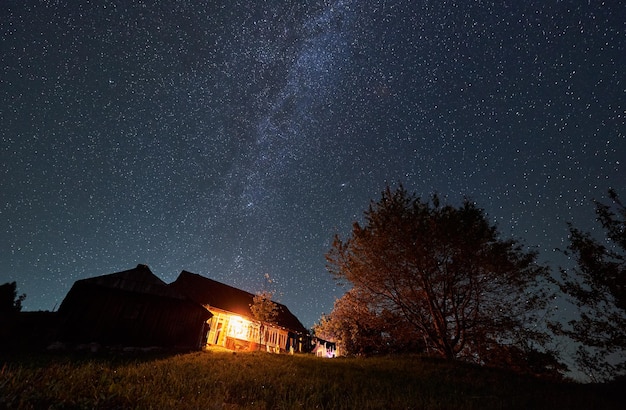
xmin=552 ymin=189 xmax=626 ymax=382
xmin=314 ymin=288 xmax=382 ymax=355
xmin=0 ymin=282 xmax=26 ymax=314
xmin=249 ymin=276 xmax=280 ymax=350
xmin=324 ymin=185 xmax=556 ymax=373
xmin=0 ymin=349 xmax=622 ymax=409
xmin=314 ymin=288 xmax=424 ymax=356
xmin=249 ymin=290 xmax=279 ymax=325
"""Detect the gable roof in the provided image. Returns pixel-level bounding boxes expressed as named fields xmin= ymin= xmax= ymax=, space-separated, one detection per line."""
xmin=170 ymin=270 xmax=308 ymax=335
xmin=65 ymin=264 xmax=190 ymax=301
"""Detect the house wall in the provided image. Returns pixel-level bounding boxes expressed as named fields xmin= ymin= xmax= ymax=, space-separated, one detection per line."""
xmin=206 ymin=311 xmax=257 ymax=351
xmin=205 ymin=308 xmax=291 ymax=352
xmin=58 ymin=283 xmax=210 ymax=349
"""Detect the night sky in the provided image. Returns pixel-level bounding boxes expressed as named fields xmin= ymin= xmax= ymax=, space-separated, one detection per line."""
xmin=1 ymin=1 xmax=624 ymax=328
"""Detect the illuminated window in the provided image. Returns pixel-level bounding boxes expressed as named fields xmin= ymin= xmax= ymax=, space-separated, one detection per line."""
xmin=228 ymin=316 xmax=249 ymax=339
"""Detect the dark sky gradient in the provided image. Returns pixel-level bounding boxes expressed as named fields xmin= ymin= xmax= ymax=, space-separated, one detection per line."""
xmin=1 ymin=0 xmax=624 ymax=328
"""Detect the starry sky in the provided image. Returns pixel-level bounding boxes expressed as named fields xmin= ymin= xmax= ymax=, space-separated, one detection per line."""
xmin=1 ymin=0 xmax=624 ymax=328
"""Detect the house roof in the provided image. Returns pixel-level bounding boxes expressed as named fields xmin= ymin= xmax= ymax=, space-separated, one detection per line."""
xmin=170 ymin=270 xmax=308 ymax=334
xmin=66 ymin=264 xmax=191 ymax=302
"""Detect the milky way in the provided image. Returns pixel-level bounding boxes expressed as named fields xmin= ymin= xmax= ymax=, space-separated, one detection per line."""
xmin=1 ymin=0 xmax=624 ymax=327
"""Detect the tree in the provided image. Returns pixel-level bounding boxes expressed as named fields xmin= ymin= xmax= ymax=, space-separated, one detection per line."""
xmin=249 ymin=289 xmax=279 ymax=349
xmin=250 ymin=273 xmax=279 ymax=325
xmin=313 ymin=287 xmax=424 ymax=356
xmin=325 ymin=185 xmax=555 ymax=370
xmin=314 ymin=288 xmax=387 ymax=356
xmin=552 ymin=189 xmax=626 ymax=382
xmin=249 ymin=290 xmax=279 ymax=325
xmin=0 ymin=281 xmax=26 ymax=314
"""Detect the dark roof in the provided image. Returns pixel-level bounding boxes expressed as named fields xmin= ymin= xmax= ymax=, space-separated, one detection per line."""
xmin=69 ymin=264 xmax=188 ymax=301
xmin=170 ymin=270 xmax=308 ymax=334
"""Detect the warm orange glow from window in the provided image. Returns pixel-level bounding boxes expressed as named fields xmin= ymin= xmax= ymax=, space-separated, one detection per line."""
xmin=228 ymin=316 xmax=250 ymax=339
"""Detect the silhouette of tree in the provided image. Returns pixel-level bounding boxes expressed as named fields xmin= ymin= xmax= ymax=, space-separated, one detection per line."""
xmin=0 ymin=281 xmax=26 ymax=314
xmin=552 ymin=189 xmax=626 ymax=382
xmin=325 ymin=185 xmax=555 ymax=370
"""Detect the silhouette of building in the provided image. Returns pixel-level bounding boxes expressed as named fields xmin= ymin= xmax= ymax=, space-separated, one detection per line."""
xmin=57 ymin=265 xmax=310 ymax=352
xmin=58 ymin=264 xmax=211 ymax=349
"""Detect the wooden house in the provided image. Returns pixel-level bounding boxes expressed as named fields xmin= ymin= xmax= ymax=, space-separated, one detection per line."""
xmin=57 ymin=264 xmax=211 ymax=349
xmin=170 ymin=270 xmax=309 ymax=353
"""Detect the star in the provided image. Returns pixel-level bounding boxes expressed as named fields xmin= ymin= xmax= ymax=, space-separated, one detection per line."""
xmin=0 ymin=0 xmax=623 ymax=334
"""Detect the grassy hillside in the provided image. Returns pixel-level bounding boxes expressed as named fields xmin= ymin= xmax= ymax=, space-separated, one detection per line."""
xmin=0 ymin=348 xmax=621 ymax=409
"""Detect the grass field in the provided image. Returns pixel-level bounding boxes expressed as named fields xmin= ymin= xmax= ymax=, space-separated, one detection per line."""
xmin=0 ymin=347 xmax=621 ymax=409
